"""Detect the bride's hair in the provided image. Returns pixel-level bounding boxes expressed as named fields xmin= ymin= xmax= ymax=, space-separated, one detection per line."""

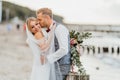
xmin=26 ymin=17 xmax=37 ymax=35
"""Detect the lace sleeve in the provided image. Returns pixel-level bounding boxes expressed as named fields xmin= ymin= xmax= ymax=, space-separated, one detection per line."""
xmin=37 ymin=24 xmax=56 ymax=53
xmin=35 ymin=38 xmax=49 ymax=53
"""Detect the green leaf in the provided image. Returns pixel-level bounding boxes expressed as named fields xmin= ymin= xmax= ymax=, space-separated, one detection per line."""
xmin=70 ymin=30 xmax=91 ymax=74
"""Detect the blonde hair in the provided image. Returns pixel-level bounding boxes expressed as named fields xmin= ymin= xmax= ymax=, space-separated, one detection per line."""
xmin=26 ymin=17 xmax=37 ymax=32
xmin=36 ymin=8 xmax=52 ymax=18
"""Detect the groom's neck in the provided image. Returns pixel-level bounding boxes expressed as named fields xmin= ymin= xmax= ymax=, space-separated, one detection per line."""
xmin=48 ymin=19 xmax=53 ymax=28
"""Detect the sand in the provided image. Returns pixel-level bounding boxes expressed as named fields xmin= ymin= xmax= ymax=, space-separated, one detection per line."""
xmin=0 ymin=23 xmax=33 ymax=80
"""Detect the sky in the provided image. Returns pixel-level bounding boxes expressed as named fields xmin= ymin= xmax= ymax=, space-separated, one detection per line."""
xmin=3 ymin=0 xmax=120 ymax=24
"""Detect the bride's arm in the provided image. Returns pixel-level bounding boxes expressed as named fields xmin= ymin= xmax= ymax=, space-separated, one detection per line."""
xmin=34 ymin=31 xmax=44 ymax=39
xmin=34 ymin=32 xmax=47 ymax=50
xmin=34 ymin=26 xmax=54 ymax=50
xmin=39 ymin=25 xmax=56 ymax=50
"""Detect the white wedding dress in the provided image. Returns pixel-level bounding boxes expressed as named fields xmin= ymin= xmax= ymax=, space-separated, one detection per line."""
xmin=26 ymin=27 xmax=56 ymax=80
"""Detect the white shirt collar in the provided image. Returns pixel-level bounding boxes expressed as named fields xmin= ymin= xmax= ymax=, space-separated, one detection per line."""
xmin=49 ymin=20 xmax=55 ymax=29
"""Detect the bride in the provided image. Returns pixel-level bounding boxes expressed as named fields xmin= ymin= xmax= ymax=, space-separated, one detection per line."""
xmin=26 ymin=17 xmax=62 ymax=80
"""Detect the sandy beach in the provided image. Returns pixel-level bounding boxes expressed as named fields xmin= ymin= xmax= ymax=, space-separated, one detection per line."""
xmin=0 ymin=23 xmax=33 ymax=80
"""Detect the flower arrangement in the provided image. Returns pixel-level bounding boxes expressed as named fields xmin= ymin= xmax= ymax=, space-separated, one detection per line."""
xmin=70 ymin=30 xmax=91 ymax=75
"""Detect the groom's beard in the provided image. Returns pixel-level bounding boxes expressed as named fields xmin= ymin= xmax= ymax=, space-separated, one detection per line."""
xmin=41 ymin=26 xmax=46 ymax=28
xmin=41 ymin=27 xmax=47 ymax=30
xmin=41 ymin=25 xmax=48 ymax=28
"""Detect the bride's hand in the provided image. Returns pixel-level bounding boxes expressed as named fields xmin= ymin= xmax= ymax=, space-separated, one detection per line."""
xmin=40 ymin=55 xmax=46 ymax=65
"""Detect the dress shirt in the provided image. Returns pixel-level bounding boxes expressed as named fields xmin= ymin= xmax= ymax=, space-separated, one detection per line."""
xmin=47 ymin=23 xmax=69 ymax=64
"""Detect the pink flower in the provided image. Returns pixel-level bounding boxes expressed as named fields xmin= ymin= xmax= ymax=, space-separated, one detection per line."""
xmin=70 ymin=38 xmax=74 ymax=45
xmin=76 ymin=45 xmax=80 ymax=55
xmin=76 ymin=45 xmax=83 ymax=56
xmin=70 ymin=38 xmax=77 ymax=46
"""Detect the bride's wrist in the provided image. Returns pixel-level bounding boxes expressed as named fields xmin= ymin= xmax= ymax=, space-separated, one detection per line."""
xmin=41 ymin=52 xmax=46 ymax=55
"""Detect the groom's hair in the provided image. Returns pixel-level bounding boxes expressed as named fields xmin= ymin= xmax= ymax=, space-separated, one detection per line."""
xmin=36 ymin=8 xmax=52 ymax=19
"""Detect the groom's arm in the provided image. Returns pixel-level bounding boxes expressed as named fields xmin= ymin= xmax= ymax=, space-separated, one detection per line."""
xmin=47 ymin=24 xmax=69 ymax=64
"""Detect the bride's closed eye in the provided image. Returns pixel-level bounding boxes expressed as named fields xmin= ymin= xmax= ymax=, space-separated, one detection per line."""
xmin=31 ymin=24 xmax=38 ymax=28
xmin=31 ymin=26 xmax=34 ymax=28
xmin=36 ymin=23 xmax=39 ymax=26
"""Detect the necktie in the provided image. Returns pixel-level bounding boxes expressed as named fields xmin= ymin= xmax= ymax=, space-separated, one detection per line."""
xmin=46 ymin=22 xmax=55 ymax=32
xmin=46 ymin=28 xmax=50 ymax=32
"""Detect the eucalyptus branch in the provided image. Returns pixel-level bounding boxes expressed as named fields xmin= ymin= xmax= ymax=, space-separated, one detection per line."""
xmin=70 ymin=30 xmax=92 ymax=74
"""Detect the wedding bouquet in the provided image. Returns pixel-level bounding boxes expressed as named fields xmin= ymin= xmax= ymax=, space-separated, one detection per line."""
xmin=70 ymin=30 xmax=91 ymax=75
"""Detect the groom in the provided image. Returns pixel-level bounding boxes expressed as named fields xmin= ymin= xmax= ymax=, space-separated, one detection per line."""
xmin=36 ymin=8 xmax=71 ymax=80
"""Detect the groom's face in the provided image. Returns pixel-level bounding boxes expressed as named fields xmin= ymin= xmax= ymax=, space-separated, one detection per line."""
xmin=37 ymin=13 xmax=48 ymax=28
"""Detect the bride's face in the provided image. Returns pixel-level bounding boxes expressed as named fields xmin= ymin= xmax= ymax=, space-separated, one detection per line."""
xmin=30 ymin=20 xmax=41 ymax=34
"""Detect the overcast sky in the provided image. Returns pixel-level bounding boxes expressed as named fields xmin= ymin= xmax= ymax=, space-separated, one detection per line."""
xmin=3 ymin=0 xmax=120 ymax=24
